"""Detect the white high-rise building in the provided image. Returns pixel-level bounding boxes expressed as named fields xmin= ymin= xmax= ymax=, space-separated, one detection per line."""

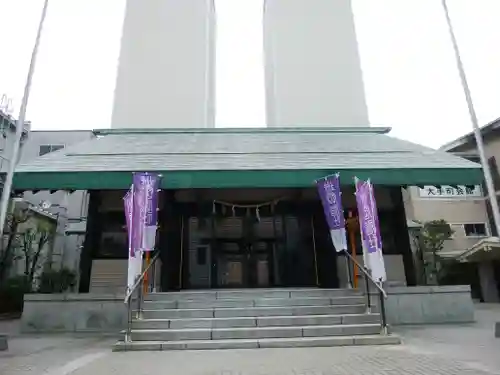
xmin=112 ymin=0 xmax=216 ymax=129
xmin=263 ymin=0 xmax=369 ymax=127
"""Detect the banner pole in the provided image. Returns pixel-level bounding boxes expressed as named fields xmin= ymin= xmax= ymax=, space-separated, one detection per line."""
xmin=344 ymin=251 xmax=353 ymax=289
xmin=144 ymin=251 xmax=150 ymax=294
xmin=348 ymin=211 xmax=358 ymax=288
xmin=310 ymin=217 xmax=320 ymax=287
xmin=178 ymin=216 xmax=185 ymax=289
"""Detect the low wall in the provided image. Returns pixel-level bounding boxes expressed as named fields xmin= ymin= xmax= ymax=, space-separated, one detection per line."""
xmin=383 ymin=285 xmax=475 ymax=325
xmin=20 ymin=285 xmax=476 ymax=333
xmin=21 ymin=294 xmax=127 ymax=333
xmin=0 ymin=335 xmax=7 ymax=351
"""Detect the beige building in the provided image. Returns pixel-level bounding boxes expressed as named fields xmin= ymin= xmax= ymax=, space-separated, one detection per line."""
xmin=404 ymin=184 xmax=489 ymax=258
xmin=405 ymin=118 xmax=500 ymax=303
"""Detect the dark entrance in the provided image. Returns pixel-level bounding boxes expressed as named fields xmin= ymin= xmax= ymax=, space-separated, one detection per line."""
xmin=177 ymin=193 xmax=330 ymax=290
xmin=211 ymin=212 xmax=276 ymax=288
xmin=214 ymin=238 xmax=274 ymax=288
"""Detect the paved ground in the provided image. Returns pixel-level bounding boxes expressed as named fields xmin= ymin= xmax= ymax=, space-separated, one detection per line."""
xmin=1 ymin=304 xmax=499 ymax=375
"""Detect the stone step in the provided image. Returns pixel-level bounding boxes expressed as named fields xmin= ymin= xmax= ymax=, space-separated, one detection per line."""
xmin=132 ymin=313 xmax=380 ymax=329
xmin=145 ymin=288 xmax=362 ymax=302
xmin=143 ymin=296 xmax=365 ymax=310
xmin=130 ymin=323 xmax=382 ymax=341
xmin=114 ymin=334 xmax=401 ymax=351
xmin=141 ymin=304 xmax=367 ymax=319
xmin=89 ymin=286 xmax=124 ymax=293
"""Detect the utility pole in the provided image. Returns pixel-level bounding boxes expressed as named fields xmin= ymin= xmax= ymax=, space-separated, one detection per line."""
xmin=441 ymin=0 xmax=500 ymax=236
xmin=0 ymin=0 xmax=49 ymax=237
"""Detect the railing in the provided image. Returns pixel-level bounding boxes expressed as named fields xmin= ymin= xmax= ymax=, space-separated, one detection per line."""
xmin=343 ymin=250 xmax=388 ymax=335
xmin=123 ymin=251 xmax=161 ymax=342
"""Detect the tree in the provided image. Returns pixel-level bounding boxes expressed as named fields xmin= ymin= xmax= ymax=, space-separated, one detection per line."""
xmin=418 ymin=219 xmax=454 ymax=285
xmin=18 ymin=222 xmax=54 ymax=288
xmin=0 ymin=207 xmax=30 ymax=282
xmin=19 ymin=229 xmax=37 ymax=289
xmin=34 ymin=223 xmax=52 ymax=275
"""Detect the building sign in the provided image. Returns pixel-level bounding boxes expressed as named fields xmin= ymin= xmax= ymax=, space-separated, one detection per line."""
xmin=418 ymin=185 xmax=483 ymax=198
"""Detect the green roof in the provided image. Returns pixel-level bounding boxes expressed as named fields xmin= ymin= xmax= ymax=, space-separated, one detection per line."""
xmin=13 ymin=127 xmax=482 ymax=190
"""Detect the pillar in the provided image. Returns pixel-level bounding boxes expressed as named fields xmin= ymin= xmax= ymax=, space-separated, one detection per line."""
xmin=478 ymin=262 xmax=500 ymax=303
xmin=78 ymin=191 xmax=101 ymax=293
xmin=390 ymin=187 xmax=417 ymax=286
xmin=158 ymin=190 xmax=182 ymax=291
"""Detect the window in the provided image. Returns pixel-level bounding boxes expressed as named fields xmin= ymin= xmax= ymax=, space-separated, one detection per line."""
xmin=39 ymin=144 xmax=64 ymax=156
xmin=488 ymin=157 xmax=500 ymax=191
xmin=0 ymin=133 xmax=5 ymax=151
xmin=463 ymin=223 xmax=487 ymax=237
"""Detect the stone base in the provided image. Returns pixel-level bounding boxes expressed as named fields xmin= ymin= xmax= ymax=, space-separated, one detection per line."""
xmin=495 ymin=322 xmax=500 ymax=338
xmin=19 ymin=286 xmax=476 ymax=334
xmin=0 ymin=335 xmax=8 ymax=351
xmin=20 ymin=293 xmax=127 ymax=333
xmin=381 ymin=285 xmax=475 ymax=325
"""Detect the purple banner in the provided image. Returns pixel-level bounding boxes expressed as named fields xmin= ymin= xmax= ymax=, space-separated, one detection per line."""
xmin=124 ymin=187 xmax=134 ymax=257
xmin=125 ymin=185 xmax=143 ymax=290
xmin=144 ymin=174 xmax=160 ymax=226
xmin=317 ymin=174 xmax=345 ymax=230
xmin=355 ymin=179 xmax=382 ymax=254
xmin=132 ymin=173 xmax=147 ymax=254
xmin=142 ymin=173 xmax=161 ymax=251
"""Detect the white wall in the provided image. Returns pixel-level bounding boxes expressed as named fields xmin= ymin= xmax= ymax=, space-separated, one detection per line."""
xmin=19 ymin=130 xmax=94 ymax=164
xmin=20 ymin=131 xmax=93 ymax=221
xmin=263 ymin=0 xmax=369 ymax=127
xmin=19 ymin=131 xmax=94 ymax=273
xmin=112 ymin=0 xmax=216 ymax=129
xmin=0 ymin=114 xmax=27 ymax=175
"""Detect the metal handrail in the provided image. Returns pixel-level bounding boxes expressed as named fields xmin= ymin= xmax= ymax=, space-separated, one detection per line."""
xmin=343 ymin=250 xmax=388 ymax=335
xmin=343 ymin=250 xmax=386 ymax=298
xmin=124 ymin=251 xmax=160 ymax=304
xmin=124 ymin=251 xmax=160 ymax=342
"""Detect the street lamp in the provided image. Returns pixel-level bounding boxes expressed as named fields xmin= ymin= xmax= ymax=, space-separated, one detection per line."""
xmin=441 ymin=0 xmax=500 ymax=237
xmin=0 ymin=0 xmax=49 ymax=237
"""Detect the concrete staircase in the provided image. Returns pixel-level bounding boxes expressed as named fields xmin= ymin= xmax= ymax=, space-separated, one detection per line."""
xmin=90 ymin=260 xmax=127 ymax=293
xmin=114 ymin=288 xmax=400 ymax=351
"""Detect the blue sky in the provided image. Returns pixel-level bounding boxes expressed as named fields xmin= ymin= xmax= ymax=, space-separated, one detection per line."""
xmin=1 ymin=0 xmax=500 ymax=148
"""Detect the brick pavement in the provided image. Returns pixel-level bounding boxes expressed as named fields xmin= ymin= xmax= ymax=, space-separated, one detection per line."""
xmin=1 ymin=304 xmax=499 ymax=375
xmin=395 ymin=304 xmax=500 ymax=372
xmin=73 ymin=345 xmax=498 ymax=375
xmin=0 ymin=320 xmax=114 ymax=375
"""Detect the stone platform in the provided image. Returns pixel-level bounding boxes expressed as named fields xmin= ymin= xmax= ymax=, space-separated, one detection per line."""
xmin=19 ymin=285 xmax=476 ymax=336
xmin=115 ymin=288 xmax=399 ymax=351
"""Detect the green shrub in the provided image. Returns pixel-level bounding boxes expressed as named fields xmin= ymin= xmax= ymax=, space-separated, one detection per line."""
xmin=38 ymin=268 xmax=77 ymax=294
xmin=0 ymin=275 xmax=31 ymax=314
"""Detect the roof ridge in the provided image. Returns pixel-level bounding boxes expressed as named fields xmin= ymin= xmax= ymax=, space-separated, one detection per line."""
xmin=93 ymin=127 xmax=391 ymax=135
xmin=66 ymin=150 xmax=417 ymax=156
